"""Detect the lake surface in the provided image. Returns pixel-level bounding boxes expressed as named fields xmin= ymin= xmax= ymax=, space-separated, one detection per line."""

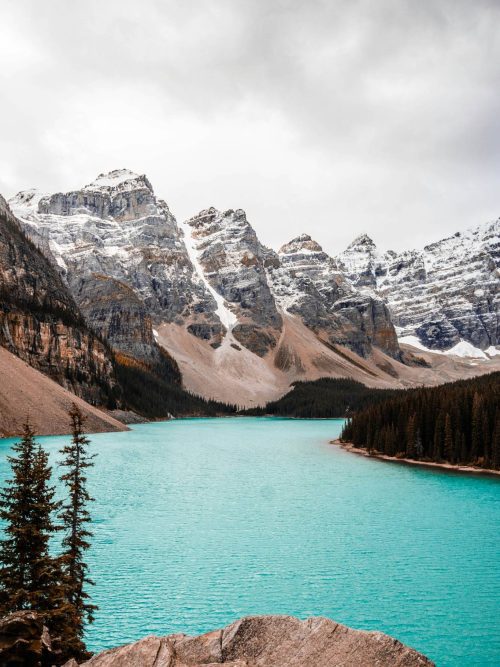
xmin=0 ymin=417 xmax=499 ymax=666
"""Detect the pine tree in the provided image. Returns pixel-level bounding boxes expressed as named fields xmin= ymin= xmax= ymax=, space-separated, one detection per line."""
xmin=470 ymin=392 xmax=482 ymax=462
xmin=406 ymin=413 xmax=416 ymax=457
xmin=58 ymin=405 xmax=97 ymax=659
xmin=443 ymin=413 xmax=454 ymax=463
xmin=433 ymin=412 xmax=444 ymax=461
xmin=492 ymin=411 xmax=500 ymax=470
xmin=0 ymin=421 xmax=61 ymax=619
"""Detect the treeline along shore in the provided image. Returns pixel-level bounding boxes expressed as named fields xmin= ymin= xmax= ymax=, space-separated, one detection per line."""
xmin=339 ymin=372 xmax=500 ymax=472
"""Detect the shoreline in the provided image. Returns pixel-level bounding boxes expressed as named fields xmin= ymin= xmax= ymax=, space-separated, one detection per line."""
xmin=331 ymin=440 xmax=500 ymax=477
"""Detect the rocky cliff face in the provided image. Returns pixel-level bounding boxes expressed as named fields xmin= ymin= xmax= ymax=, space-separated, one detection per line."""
xmin=0 ymin=196 xmax=117 ymax=405
xmin=183 ymin=207 xmax=282 ymax=355
xmin=10 ymin=170 xmax=223 ymax=351
xmin=9 ymin=172 xmax=400 ymax=363
xmin=337 ymin=221 xmax=500 ymax=350
xmin=268 ymin=234 xmax=400 ymax=358
xmin=9 ymin=168 xmax=498 ymax=404
xmin=66 ymin=614 xmax=433 ymax=666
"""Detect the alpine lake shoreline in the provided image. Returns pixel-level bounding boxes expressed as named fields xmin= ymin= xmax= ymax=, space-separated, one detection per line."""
xmin=332 ymin=439 xmax=500 ymax=478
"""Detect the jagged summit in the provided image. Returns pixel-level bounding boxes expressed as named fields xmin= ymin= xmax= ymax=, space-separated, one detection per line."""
xmin=279 ymin=234 xmax=323 ymax=255
xmin=346 ymin=233 xmax=376 ymax=249
xmin=83 ymin=168 xmax=153 ymax=193
xmin=186 ymin=206 xmax=248 ymax=228
xmin=9 ymin=189 xmax=47 ymax=214
xmin=337 ymin=218 xmax=500 ymax=350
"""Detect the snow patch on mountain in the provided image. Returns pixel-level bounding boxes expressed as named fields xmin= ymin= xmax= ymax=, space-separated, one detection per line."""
xmin=443 ymin=340 xmax=488 ymax=359
xmin=179 ymin=218 xmax=237 ymax=332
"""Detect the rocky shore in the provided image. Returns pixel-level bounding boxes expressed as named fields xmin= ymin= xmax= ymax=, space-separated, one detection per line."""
xmin=0 ymin=611 xmax=433 ymax=666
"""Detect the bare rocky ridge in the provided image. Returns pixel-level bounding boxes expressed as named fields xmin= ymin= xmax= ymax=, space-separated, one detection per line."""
xmin=68 ymin=615 xmax=433 ymax=666
xmin=185 ymin=207 xmax=282 ymax=355
xmin=6 ymin=170 xmax=500 ymax=406
xmin=268 ymin=233 xmax=400 ymax=359
xmin=337 ymin=222 xmax=500 ymax=350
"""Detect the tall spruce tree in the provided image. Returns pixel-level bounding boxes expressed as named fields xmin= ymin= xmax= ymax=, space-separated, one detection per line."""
xmin=0 ymin=421 xmax=61 ymax=619
xmin=443 ymin=413 xmax=454 ymax=463
xmin=59 ymin=404 xmax=97 ymax=658
xmin=492 ymin=411 xmax=500 ymax=469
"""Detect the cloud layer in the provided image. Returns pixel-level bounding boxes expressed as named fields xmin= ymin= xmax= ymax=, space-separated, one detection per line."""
xmin=1 ymin=0 xmax=499 ymax=252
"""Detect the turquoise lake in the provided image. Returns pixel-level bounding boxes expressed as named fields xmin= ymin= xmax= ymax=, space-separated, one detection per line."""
xmin=0 ymin=417 xmax=499 ymax=666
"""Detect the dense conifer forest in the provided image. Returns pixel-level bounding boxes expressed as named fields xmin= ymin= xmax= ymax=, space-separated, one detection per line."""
xmin=340 ymin=372 xmax=500 ymax=469
xmin=244 ymin=378 xmax=400 ymax=418
xmin=113 ymin=352 xmax=237 ymax=418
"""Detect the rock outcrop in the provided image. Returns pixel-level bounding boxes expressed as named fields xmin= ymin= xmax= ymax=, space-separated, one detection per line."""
xmin=183 ymin=208 xmax=282 ymax=355
xmin=71 ymin=615 xmax=433 ymax=666
xmin=0 ymin=196 xmax=117 ymax=406
xmin=337 ymin=221 xmax=500 ymax=350
xmin=0 ymin=611 xmax=55 ymax=666
xmin=268 ymin=234 xmax=400 ymax=359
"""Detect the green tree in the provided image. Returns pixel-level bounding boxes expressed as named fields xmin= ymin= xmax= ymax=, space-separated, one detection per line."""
xmin=0 ymin=421 xmax=61 ymax=619
xmin=58 ymin=405 xmax=97 ymax=659
xmin=443 ymin=413 xmax=454 ymax=463
xmin=406 ymin=413 xmax=417 ymax=457
xmin=492 ymin=411 xmax=500 ymax=469
xmin=470 ymin=392 xmax=482 ymax=462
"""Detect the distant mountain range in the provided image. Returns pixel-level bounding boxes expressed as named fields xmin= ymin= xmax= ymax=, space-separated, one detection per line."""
xmin=1 ymin=168 xmax=498 ymax=423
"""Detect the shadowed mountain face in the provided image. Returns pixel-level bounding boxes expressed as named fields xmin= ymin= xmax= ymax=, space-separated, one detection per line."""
xmin=0 ymin=195 xmax=117 ymax=406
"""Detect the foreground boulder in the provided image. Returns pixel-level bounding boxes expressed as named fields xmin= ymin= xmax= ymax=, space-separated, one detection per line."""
xmin=75 ymin=615 xmax=434 ymax=666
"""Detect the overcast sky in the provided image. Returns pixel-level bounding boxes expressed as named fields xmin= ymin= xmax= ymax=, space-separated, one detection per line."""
xmin=0 ymin=0 xmax=499 ymax=253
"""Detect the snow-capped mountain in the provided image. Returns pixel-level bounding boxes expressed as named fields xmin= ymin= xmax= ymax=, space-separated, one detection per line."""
xmin=336 ymin=221 xmax=500 ymax=350
xmin=9 ymin=170 xmax=223 ymax=361
xmin=7 ymin=168 xmax=499 ymax=405
xmin=0 ymin=194 xmax=117 ymax=405
xmin=268 ymin=234 xmax=399 ymax=359
xmin=10 ymin=170 xmax=400 ymax=362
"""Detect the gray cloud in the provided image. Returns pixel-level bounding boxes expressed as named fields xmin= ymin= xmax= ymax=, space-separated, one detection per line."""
xmin=0 ymin=0 xmax=499 ymax=253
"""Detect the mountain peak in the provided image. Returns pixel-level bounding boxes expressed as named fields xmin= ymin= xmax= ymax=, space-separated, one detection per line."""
xmin=84 ymin=169 xmax=153 ymax=193
xmin=347 ymin=233 xmax=376 ymax=250
xmin=279 ymin=234 xmax=323 ymax=255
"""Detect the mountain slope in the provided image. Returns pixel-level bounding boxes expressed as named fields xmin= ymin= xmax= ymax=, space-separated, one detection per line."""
xmin=337 ymin=220 xmax=500 ymax=350
xmin=0 ymin=195 xmax=118 ymax=406
xmin=0 ymin=347 xmax=126 ymax=436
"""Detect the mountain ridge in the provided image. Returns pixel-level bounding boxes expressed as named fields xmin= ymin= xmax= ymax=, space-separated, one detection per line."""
xmin=6 ymin=169 xmax=500 ymax=407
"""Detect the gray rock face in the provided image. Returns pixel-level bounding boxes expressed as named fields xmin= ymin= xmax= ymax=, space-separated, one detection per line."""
xmin=185 ymin=208 xmax=282 ymax=355
xmin=0 ymin=198 xmax=116 ymax=405
xmin=337 ymin=222 xmax=500 ymax=350
xmin=39 ymin=170 xmax=158 ymax=221
xmin=75 ymin=615 xmax=433 ymax=667
xmin=10 ymin=171 xmax=223 ymax=345
xmin=268 ymin=234 xmax=400 ymax=358
xmin=7 ymin=170 xmax=440 ymax=366
xmin=73 ymin=274 xmax=159 ymax=364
